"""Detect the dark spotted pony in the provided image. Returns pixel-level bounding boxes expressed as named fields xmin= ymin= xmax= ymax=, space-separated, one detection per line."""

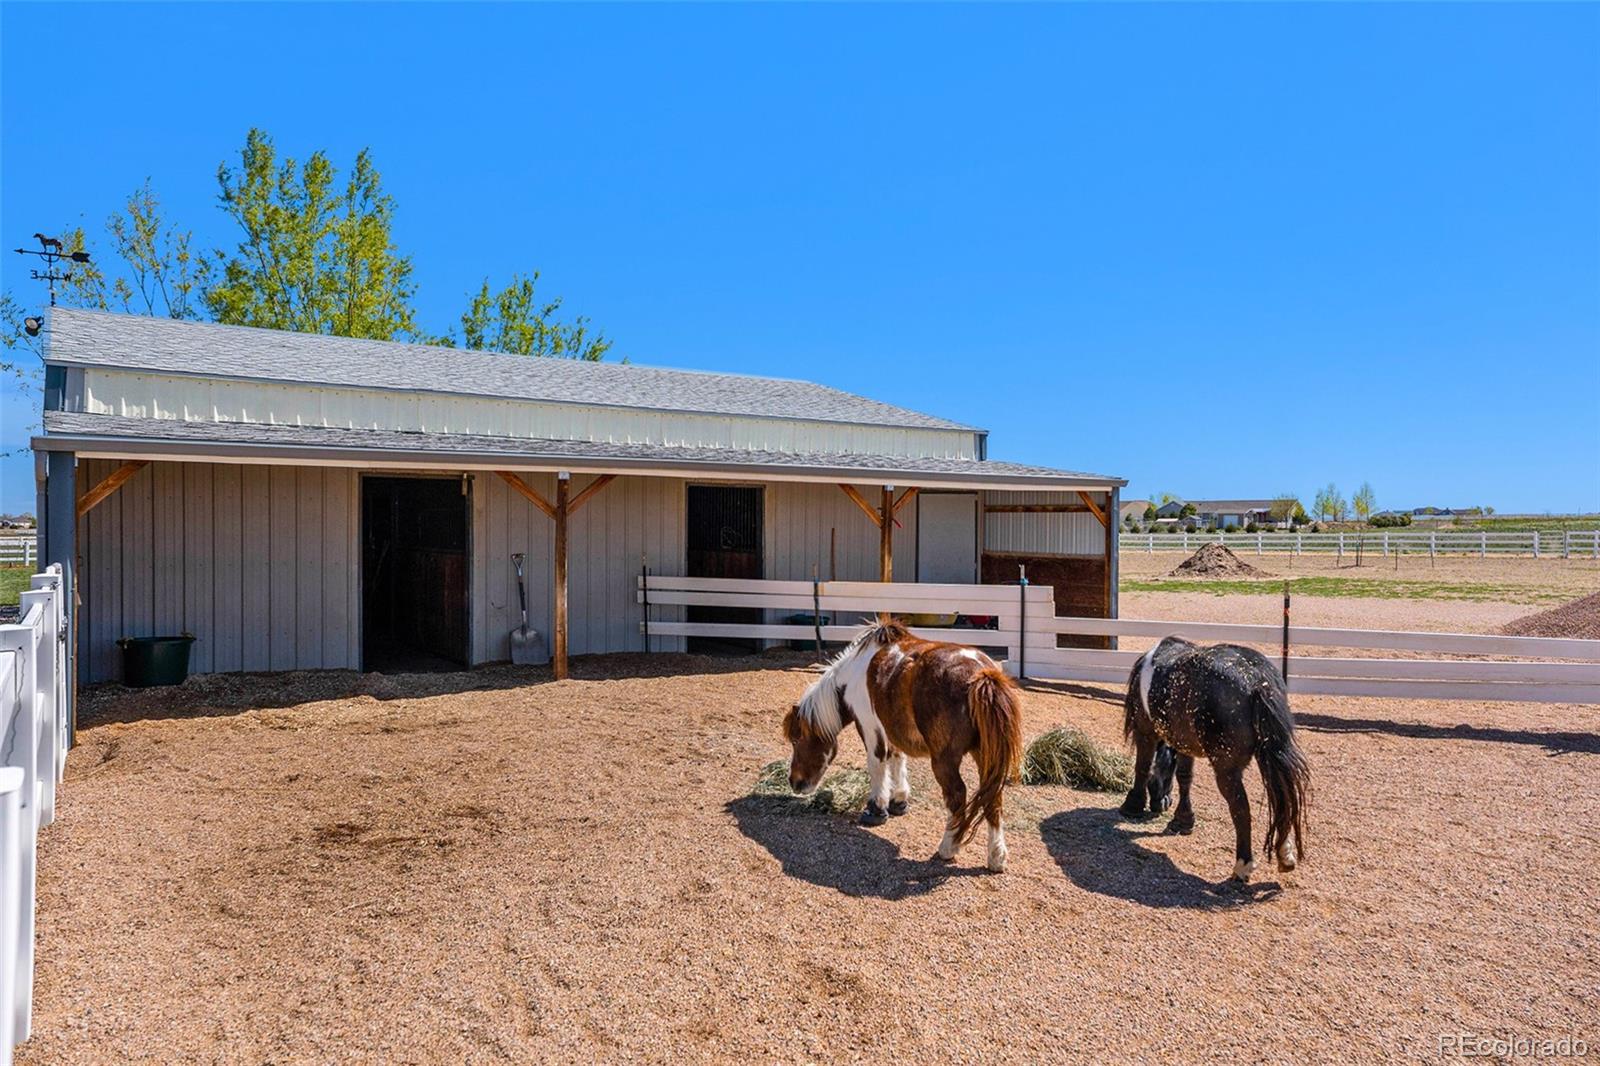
xmin=782 ymin=618 xmax=1023 ymax=872
xmin=1121 ymin=637 xmax=1311 ymax=882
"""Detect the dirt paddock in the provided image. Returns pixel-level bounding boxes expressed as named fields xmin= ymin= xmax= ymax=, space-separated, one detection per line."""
xmin=21 ymin=639 xmax=1600 ymax=1063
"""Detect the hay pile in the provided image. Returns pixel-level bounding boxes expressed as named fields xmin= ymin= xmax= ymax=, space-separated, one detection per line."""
xmin=1020 ymin=727 xmax=1132 ymax=791
xmin=1166 ymin=542 xmax=1268 ymax=579
xmin=1498 ymin=591 xmax=1600 ymax=641
xmin=750 ymin=759 xmax=871 ymax=815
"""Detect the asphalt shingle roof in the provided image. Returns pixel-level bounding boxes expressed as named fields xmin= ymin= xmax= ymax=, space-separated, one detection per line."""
xmin=46 ymin=309 xmax=975 ymax=432
xmin=40 ymin=412 xmax=1124 ymax=488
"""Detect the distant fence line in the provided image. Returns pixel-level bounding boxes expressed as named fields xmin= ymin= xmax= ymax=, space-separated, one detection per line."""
xmin=0 ymin=538 xmax=37 ymax=569
xmin=1120 ymin=529 xmax=1600 ymax=560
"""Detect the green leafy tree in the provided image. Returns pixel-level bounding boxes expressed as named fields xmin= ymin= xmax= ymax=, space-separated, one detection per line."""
xmin=448 ymin=271 xmax=611 ymax=360
xmin=1142 ymin=502 xmax=1158 ymax=522
xmin=1313 ymin=482 xmax=1348 ymax=522
xmin=1179 ymin=502 xmax=1198 ymax=518
xmin=206 ymin=129 xmax=421 ymax=340
xmin=106 ymin=181 xmax=203 ymax=319
xmin=1269 ymin=493 xmax=1306 ymax=525
xmin=1352 ymin=481 xmax=1376 ymax=523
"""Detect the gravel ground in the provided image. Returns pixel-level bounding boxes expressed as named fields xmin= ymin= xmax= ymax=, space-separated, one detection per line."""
xmin=21 ymin=625 xmax=1600 ymax=1063
xmin=1122 ymin=550 xmax=1600 ymax=601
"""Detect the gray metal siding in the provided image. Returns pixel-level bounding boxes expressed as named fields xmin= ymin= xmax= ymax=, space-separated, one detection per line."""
xmin=78 ymin=459 xmax=361 ymax=682
xmin=764 ymin=482 xmax=918 ymax=583
xmin=77 ymin=462 xmax=962 ymax=681
xmin=983 ymin=490 xmax=1107 ymax=556
xmin=470 ymin=473 xmax=689 ymax=664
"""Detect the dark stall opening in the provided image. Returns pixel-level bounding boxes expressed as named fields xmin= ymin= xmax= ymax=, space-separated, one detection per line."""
xmin=685 ymin=484 xmax=764 ymax=654
xmin=362 ymin=475 xmax=470 ymax=672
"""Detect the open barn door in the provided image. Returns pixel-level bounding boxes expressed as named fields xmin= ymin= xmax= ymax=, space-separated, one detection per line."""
xmin=685 ymin=484 xmax=764 ymax=653
xmin=362 ymin=475 xmax=469 ymax=672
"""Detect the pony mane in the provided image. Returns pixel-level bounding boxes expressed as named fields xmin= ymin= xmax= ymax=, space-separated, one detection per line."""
xmin=793 ymin=616 xmax=909 ymax=740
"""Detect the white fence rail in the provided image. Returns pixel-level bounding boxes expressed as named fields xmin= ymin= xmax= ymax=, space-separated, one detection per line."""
xmin=1 ymin=565 xmax=69 ymax=1066
xmin=639 ymin=575 xmax=1600 ymax=704
xmin=1120 ymin=529 xmax=1600 ymax=559
xmin=0 ymin=539 xmax=36 ymax=570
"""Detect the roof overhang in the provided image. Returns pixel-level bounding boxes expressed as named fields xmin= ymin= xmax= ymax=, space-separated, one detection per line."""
xmin=33 ymin=417 xmax=1126 ymax=493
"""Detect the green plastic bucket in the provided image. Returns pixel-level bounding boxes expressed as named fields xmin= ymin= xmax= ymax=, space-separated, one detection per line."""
xmin=117 ymin=635 xmax=195 ymax=687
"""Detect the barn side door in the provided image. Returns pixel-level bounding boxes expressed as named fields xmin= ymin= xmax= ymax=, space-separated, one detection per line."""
xmin=916 ymin=492 xmax=978 ymax=584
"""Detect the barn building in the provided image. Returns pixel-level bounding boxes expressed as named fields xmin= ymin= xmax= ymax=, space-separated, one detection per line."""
xmin=32 ymin=310 xmax=1124 ymax=688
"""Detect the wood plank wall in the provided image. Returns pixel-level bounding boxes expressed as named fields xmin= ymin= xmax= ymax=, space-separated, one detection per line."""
xmin=78 ymin=462 xmax=945 ymax=680
xmin=78 ymin=459 xmax=361 ymax=682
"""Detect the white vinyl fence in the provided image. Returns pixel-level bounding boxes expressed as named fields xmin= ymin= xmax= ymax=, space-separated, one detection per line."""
xmin=1 ymin=565 xmax=69 ymax=1066
xmin=639 ymin=575 xmax=1600 ymax=705
xmin=1121 ymin=529 xmax=1600 ymax=559
xmin=0 ymin=540 xmax=36 ymax=570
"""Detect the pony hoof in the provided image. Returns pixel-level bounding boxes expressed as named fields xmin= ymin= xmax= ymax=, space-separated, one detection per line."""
xmin=1277 ymin=846 xmax=1298 ymax=872
xmin=1230 ymin=859 xmax=1256 ymax=883
xmin=986 ymin=850 xmax=1008 ymax=873
xmin=858 ymin=803 xmax=889 ymax=827
xmin=1167 ymin=814 xmax=1195 ymax=835
xmin=887 ymin=798 xmax=909 ymax=816
xmin=1118 ymin=800 xmax=1148 ymax=819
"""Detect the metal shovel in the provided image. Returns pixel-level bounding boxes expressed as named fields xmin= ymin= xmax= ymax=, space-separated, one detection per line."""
xmin=510 ymin=553 xmax=541 ymax=665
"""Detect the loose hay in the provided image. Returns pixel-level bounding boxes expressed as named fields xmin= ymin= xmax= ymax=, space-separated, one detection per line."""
xmin=1021 ymin=727 xmax=1133 ymax=791
xmin=751 ymin=759 xmax=872 ymax=815
xmin=1166 ymin=542 xmax=1268 ymax=579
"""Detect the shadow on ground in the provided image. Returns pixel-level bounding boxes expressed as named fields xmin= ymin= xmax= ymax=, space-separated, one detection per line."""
xmin=726 ymin=796 xmax=987 ymax=900
xmin=1296 ymin=712 xmax=1600 ymax=757
xmin=79 ymin=651 xmax=822 ymax=726
xmin=1040 ymin=807 xmax=1282 ymax=910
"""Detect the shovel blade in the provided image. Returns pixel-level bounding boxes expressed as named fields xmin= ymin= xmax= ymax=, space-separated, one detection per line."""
xmin=510 ymin=626 xmax=542 ymax=666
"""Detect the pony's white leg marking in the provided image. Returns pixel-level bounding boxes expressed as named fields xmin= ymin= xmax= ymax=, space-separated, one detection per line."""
xmin=1277 ymin=840 xmax=1298 ymax=872
xmin=1231 ymin=858 xmax=1256 ymax=883
xmin=938 ymin=815 xmax=960 ymax=860
xmin=865 ymin=748 xmax=890 ymax=811
xmin=1138 ymin=652 xmax=1156 ymax=715
xmin=986 ymin=820 xmax=1008 ymax=873
xmin=891 ymin=753 xmax=911 ymax=803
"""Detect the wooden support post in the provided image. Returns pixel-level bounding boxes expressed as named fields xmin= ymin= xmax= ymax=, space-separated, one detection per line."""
xmin=879 ymin=485 xmax=894 ymax=582
xmin=838 ymin=484 xmax=882 ymax=527
xmin=76 ymin=460 xmax=148 ymax=519
xmin=496 ymin=471 xmax=556 ymax=520
xmin=1076 ymin=490 xmax=1108 ymax=528
xmin=1104 ymin=489 xmax=1117 ymax=649
xmin=567 ymin=474 xmax=616 ymax=515
xmin=553 ymin=473 xmax=570 ymax=680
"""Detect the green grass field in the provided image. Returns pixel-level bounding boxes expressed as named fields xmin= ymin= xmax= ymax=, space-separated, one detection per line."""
xmin=1 ymin=566 xmax=31 ymax=607
xmin=1122 ymin=575 xmax=1571 ymax=605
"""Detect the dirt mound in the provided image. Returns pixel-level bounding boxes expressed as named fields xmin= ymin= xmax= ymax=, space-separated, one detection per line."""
xmin=1497 ymin=591 xmax=1600 ymax=641
xmin=1165 ymin=542 xmax=1268 ymax=579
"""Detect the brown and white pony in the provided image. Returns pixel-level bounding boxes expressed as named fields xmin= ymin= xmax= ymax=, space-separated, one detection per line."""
xmin=782 ymin=618 xmax=1023 ymax=872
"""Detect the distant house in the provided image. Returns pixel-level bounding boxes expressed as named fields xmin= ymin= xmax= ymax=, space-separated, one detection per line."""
xmin=1411 ymin=507 xmax=1456 ymax=521
xmin=1154 ymin=499 xmax=1276 ymax=529
xmin=1119 ymin=499 xmax=1151 ymax=524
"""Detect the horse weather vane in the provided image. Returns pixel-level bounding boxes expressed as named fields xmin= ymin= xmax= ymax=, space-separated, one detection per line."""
xmin=14 ymin=231 xmax=91 ymax=308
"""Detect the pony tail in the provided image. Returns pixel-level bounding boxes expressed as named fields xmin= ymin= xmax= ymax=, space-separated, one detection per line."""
xmin=1251 ymin=685 xmax=1312 ymax=862
xmin=954 ymin=667 xmax=1024 ymax=847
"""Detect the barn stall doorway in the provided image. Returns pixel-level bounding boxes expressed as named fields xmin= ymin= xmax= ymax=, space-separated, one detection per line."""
xmin=362 ymin=475 xmax=470 ymax=672
xmin=685 ymin=484 xmax=764 ymax=654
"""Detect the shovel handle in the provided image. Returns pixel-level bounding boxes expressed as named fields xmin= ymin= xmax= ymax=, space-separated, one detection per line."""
xmin=511 ymin=554 xmax=528 ymax=619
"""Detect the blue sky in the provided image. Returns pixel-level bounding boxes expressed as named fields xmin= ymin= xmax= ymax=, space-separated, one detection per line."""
xmin=3 ymin=2 xmax=1597 ymax=515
